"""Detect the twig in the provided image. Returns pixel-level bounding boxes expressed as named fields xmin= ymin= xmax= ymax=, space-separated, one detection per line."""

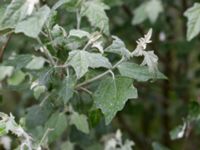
xmin=0 ymin=33 xmax=12 ymax=62
xmin=37 ymin=38 xmax=56 ymax=66
xmin=76 ymin=57 xmax=125 ymax=88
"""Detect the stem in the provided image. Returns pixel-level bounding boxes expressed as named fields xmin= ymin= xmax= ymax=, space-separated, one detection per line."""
xmin=82 ymin=40 xmax=91 ymax=51
xmin=76 ymin=57 xmax=125 ymax=88
xmin=37 ymin=38 xmax=56 ymax=66
xmin=76 ymin=9 xmax=81 ymax=29
xmin=0 ymin=33 xmax=12 ymax=62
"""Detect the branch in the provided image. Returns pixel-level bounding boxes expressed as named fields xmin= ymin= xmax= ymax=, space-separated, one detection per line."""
xmin=0 ymin=33 xmax=12 ymax=62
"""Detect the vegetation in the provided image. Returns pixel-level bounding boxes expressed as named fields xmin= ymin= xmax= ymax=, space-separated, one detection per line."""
xmin=1 ymin=0 xmax=200 ymax=150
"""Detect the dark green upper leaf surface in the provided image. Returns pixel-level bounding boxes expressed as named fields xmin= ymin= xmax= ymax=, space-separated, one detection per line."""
xmin=26 ymin=103 xmax=53 ymax=128
xmin=94 ymin=76 xmax=138 ymax=124
xmin=118 ymin=62 xmax=167 ymax=82
xmin=58 ymin=76 xmax=76 ymax=104
xmin=45 ymin=112 xmax=67 ymax=143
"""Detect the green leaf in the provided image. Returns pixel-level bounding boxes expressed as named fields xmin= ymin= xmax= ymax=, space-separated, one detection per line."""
xmin=170 ymin=123 xmax=186 ymax=140
xmin=68 ymin=50 xmax=112 ymax=79
xmin=117 ymin=62 xmax=167 ymax=82
xmin=61 ymin=141 xmax=74 ymax=150
xmin=184 ymin=3 xmax=200 ymax=41
xmin=0 ymin=0 xmax=28 ymax=30
xmin=15 ymin=5 xmax=50 ymax=38
xmin=105 ymin=36 xmax=131 ymax=58
xmin=70 ymin=112 xmax=89 ymax=134
xmin=132 ymin=0 xmax=163 ymax=25
xmin=33 ymin=85 xmax=46 ymax=99
xmin=45 ymin=112 xmax=67 ymax=143
xmin=59 ymin=76 xmax=76 ymax=104
xmin=52 ymin=0 xmax=72 ymax=10
xmin=25 ymin=56 xmax=46 ymax=70
xmin=69 ymin=29 xmax=90 ymax=38
xmin=7 ymin=70 xmax=26 ymax=86
xmin=4 ymin=54 xmax=33 ymax=69
xmin=152 ymin=142 xmax=170 ymax=150
xmin=94 ymin=76 xmax=138 ymax=124
xmin=146 ymin=0 xmax=163 ymax=23
xmin=0 ymin=122 xmax=7 ymax=136
xmin=132 ymin=3 xmax=147 ymax=25
xmin=81 ymin=0 xmax=110 ymax=34
xmin=0 ymin=66 xmax=14 ymax=81
xmin=26 ymin=104 xmax=53 ymax=128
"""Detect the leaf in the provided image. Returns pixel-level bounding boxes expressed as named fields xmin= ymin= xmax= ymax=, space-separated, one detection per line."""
xmin=132 ymin=0 xmax=163 ymax=25
xmin=61 ymin=141 xmax=74 ymax=150
xmin=59 ymin=76 xmax=76 ymax=104
xmin=0 ymin=66 xmax=14 ymax=81
xmin=184 ymin=3 xmax=200 ymax=41
xmin=26 ymin=104 xmax=53 ymax=128
xmin=146 ymin=0 xmax=163 ymax=23
xmin=170 ymin=123 xmax=186 ymax=140
xmin=7 ymin=70 xmax=26 ymax=86
xmin=94 ymin=76 xmax=138 ymax=124
xmin=45 ymin=112 xmax=67 ymax=143
xmin=80 ymin=0 xmax=110 ymax=34
xmin=52 ymin=0 xmax=72 ymax=10
xmin=33 ymin=85 xmax=46 ymax=99
xmin=0 ymin=122 xmax=7 ymax=136
xmin=15 ymin=5 xmax=50 ymax=38
xmin=68 ymin=50 xmax=112 ymax=79
xmin=152 ymin=142 xmax=170 ymax=150
xmin=105 ymin=36 xmax=131 ymax=58
xmin=69 ymin=29 xmax=90 ymax=38
xmin=25 ymin=56 xmax=46 ymax=70
xmin=117 ymin=62 xmax=167 ymax=82
xmin=70 ymin=112 xmax=89 ymax=134
xmin=4 ymin=54 xmax=33 ymax=69
xmin=132 ymin=3 xmax=147 ymax=25
xmin=0 ymin=0 xmax=28 ymax=30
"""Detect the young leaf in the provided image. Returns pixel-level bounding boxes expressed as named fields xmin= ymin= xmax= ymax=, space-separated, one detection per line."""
xmin=80 ymin=0 xmax=110 ymax=34
xmin=70 ymin=112 xmax=89 ymax=134
xmin=105 ymin=36 xmax=131 ymax=58
xmin=117 ymin=62 xmax=167 ymax=82
xmin=68 ymin=50 xmax=112 ymax=79
xmin=94 ymin=76 xmax=138 ymax=124
xmin=15 ymin=5 xmax=50 ymax=38
xmin=184 ymin=3 xmax=200 ymax=41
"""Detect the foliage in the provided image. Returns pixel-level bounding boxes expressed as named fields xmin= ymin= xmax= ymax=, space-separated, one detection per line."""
xmin=1 ymin=0 xmax=200 ymax=150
